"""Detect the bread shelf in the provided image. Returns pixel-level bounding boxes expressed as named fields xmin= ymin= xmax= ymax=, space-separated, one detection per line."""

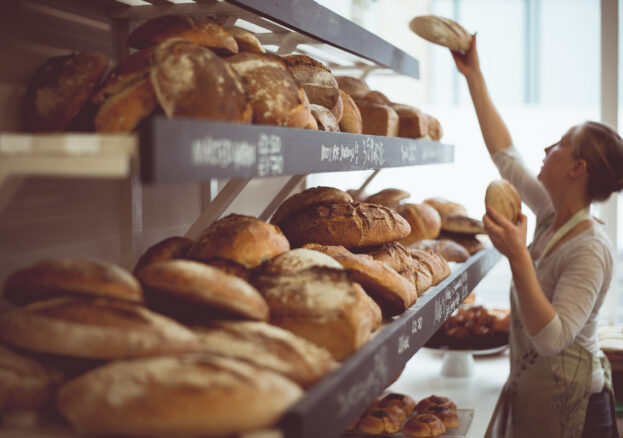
xmin=279 ymin=247 xmax=501 ymax=438
xmin=139 ymin=116 xmax=454 ymax=183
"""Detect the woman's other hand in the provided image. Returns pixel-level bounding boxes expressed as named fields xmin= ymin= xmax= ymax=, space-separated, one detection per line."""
xmin=451 ymin=34 xmax=479 ymax=79
xmin=483 ymin=205 xmax=528 ymax=263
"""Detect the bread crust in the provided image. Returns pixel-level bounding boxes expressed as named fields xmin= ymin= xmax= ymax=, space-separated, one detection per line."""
xmin=224 ymin=26 xmax=265 ymax=54
xmin=415 ymin=239 xmax=470 ymax=262
xmin=408 ymin=248 xmax=451 ymax=286
xmin=357 ymin=100 xmax=399 ymax=137
xmin=440 ymin=215 xmax=486 ymax=234
xmin=391 ymin=103 xmax=428 ymax=139
xmin=310 ymin=103 xmax=340 ymax=131
xmin=409 ymin=15 xmax=471 ymax=52
xmin=485 ymin=179 xmax=522 ymax=223
xmin=364 ymin=188 xmax=411 ymax=208
xmin=423 ymin=197 xmax=468 ymax=217
xmin=337 ymin=89 xmax=363 ymax=134
xmin=270 ymin=186 xmax=353 ymax=226
xmin=439 ymin=231 xmax=484 ymax=255
xmin=133 ymin=236 xmax=195 ymax=276
xmin=335 ymin=76 xmax=370 ymax=100
xmin=397 ymin=203 xmax=442 ymax=245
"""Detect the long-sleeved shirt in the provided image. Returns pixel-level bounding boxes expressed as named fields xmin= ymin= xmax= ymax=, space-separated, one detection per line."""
xmin=492 ymin=146 xmax=614 ymax=393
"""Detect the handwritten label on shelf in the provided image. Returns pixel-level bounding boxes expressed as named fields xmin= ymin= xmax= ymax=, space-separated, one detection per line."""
xmin=335 ymin=345 xmax=390 ymax=418
xmin=400 ymin=144 xmax=418 ymax=163
xmin=411 ymin=316 xmax=423 ymax=334
xmin=257 ymin=133 xmax=284 ymax=177
xmin=319 ymin=137 xmax=385 ymax=167
xmin=434 ymin=271 xmax=468 ymax=325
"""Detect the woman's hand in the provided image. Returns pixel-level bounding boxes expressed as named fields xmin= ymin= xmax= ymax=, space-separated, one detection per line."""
xmin=483 ymin=206 xmax=528 ymax=263
xmin=451 ymin=33 xmax=479 ymax=79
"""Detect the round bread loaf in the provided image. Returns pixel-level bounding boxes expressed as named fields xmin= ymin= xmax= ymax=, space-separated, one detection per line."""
xmin=424 ymin=405 xmax=460 ymax=429
xmin=408 ymin=249 xmax=451 ymax=286
xmin=302 ymin=243 xmax=353 ymax=258
xmin=3 ymin=257 xmax=143 ymax=306
xmin=423 ymin=197 xmax=468 ymax=217
xmin=485 ymin=179 xmax=522 ymax=223
xmin=359 ymin=241 xmax=416 ymax=275
xmin=228 ymin=52 xmax=313 ymax=128
xmin=310 ymin=103 xmax=340 ymax=132
xmin=133 ymin=236 xmax=195 ymax=275
xmin=335 ymin=75 xmax=370 ymax=100
xmin=0 ymin=344 xmax=64 ymax=414
xmin=193 ymin=320 xmax=337 ymax=388
xmin=138 ymin=259 xmax=268 ymax=322
xmin=128 ymin=15 xmax=238 ymax=55
xmin=403 ymin=413 xmax=446 ymax=437
xmin=365 ymin=188 xmax=411 ymax=208
xmin=262 ymin=248 xmax=343 ymax=275
xmin=23 ymin=52 xmax=108 ymax=132
xmin=397 ymin=203 xmax=442 ymax=245
xmin=224 ymin=26 xmax=265 ymax=54
xmin=357 ymin=409 xmax=402 ymax=434
xmin=56 ymin=355 xmax=303 ymax=437
xmin=279 ymin=202 xmax=411 ymax=248
xmin=0 ymin=296 xmax=200 ymax=359
xmin=188 ymin=214 xmax=290 ymax=269
xmin=150 ymin=38 xmax=251 ymax=123
xmin=270 ymin=186 xmax=353 ymax=226
xmin=337 ymin=89 xmax=362 ymax=134
xmin=409 ymin=15 xmax=471 ymax=52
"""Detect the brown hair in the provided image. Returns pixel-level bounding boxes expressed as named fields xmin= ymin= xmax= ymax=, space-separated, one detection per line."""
xmin=572 ymin=121 xmax=623 ymax=202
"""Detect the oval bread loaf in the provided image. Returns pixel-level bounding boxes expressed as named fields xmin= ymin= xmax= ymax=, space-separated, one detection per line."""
xmin=485 ymin=179 xmax=521 ymax=223
xmin=409 ymin=15 xmax=471 ymax=52
xmin=270 ymin=186 xmax=353 ymax=226
xmin=397 ymin=203 xmax=442 ymax=245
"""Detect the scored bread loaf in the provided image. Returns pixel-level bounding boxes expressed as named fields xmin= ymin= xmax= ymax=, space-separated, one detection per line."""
xmin=364 ymin=188 xmax=411 ymax=208
xmin=396 ymin=203 xmax=442 ymax=245
xmin=137 ymin=259 xmax=269 ymax=322
xmin=150 ymin=38 xmax=252 ymax=123
xmin=337 ymin=89 xmax=363 ymax=134
xmin=3 ymin=257 xmax=143 ymax=306
xmin=262 ymin=248 xmax=344 ymax=275
xmin=228 ymin=52 xmax=313 ymax=128
xmin=409 ymin=15 xmax=471 ymax=52
xmin=128 ymin=15 xmax=238 ymax=55
xmin=23 ymin=52 xmax=108 ymax=132
xmin=335 ymin=75 xmax=370 ymax=100
xmin=193 ymin=320 xmax=337 ymax=388
xmin=270 ymin=186 xmax=353 ymax=226
xmin=224 ymin=26 xmax=265 ymax=54
xmin=187 ymin=214 xmax=290 ymax=269
xmin=441 ymin=215 xmax=486 ymax=234
xmin=279 ymin=202 xmax=411 ymax=249
xmin=310 ymin=103 xmax=340 ymax=132
xmin=357 ymin=242 xmax=422 ymax=289
xmin=408 ymin=248 xmax=451 ymax=286
xmin=133 ymin=236 xmax=195 ymax=275
xmin=357 ymin=101 xmax=399 ymax=137
xmin=56 ymin=354 xmax=303 ymax=437
xmin=0 ymin=296 xmax=200 ymax=359
xmin=485 ymin=179 xmax=521 ymax=223
xmin=252 ymin=266 xmax=374 ymax=360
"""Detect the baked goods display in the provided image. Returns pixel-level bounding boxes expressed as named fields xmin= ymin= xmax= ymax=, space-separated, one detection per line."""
xmin=485 ymin=179 xmax=522 ymax=223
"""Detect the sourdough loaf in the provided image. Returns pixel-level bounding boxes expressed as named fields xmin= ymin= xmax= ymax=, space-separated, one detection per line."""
xmin=409 ymin=15 xmax=471 ymax=52
xmin=439 ymin=231 xmax=484 ymax=255
xmin=150 ymin=38 xmax=252 ymax=123
xmin=133 ymin=236 xmax=195 ymax=275
xmin=224 ymin=26 xmax=265 ymax=54
xmin=364 ymin=188 xmax=411 ymax=208
xmin=415 ymin=239 xmax=470 ymax=262
xmin=336 ymin=76 xmax=370 ymax=100
xmin=3 ymin=257 xmax=143 ymax=306
xmin=408 ymin=248 xmax=451 ymax=286
xmin=137 ymin=259 xmax=269 ymax=322
xmin=0 ymin=297 xmax=200 ymax=359
xmin=128 ymin=15 xmax=238 ymax=55
xmin=56 ymin=355 xmax=302 ymax=437
xmin=357 ymin=101 xmax=399 ymax=137
xmin=279 ymin=202 xmax=411 ymax=248
xmin=396 ymin=203 xmax=442 ymax=245
xmin=338 ymin=89 xmax=363 ymax=134
xmin=423 ymin=197 xmax=468 ymax=217
xmin=441 ymin=215 xmax=486 ymax=234
xmin=358 ymin=241 xmax=420 ymax=286
xmin=485 ymin=179 xmax=521 ymax=223
xmin=187 ymin=214 xmax=290 ymax=269
xmin=362 ymin=90 xmax=392 ymax=105
xmin=391 ymin=103 xmax=427 ymax=139
xmin=301 ymin=243 xmax=354 ymax=258
xmin=262 ymin=248 xmax=343 ymax=275
xmin=310 ymin=103 xmax=340 ymax=131
xmin=270 ymin=186 xmax=353 ymax=226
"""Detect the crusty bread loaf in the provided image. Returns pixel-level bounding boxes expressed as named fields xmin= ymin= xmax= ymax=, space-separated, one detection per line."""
xmin=283 ymin=54 xmax=342 ymax=121
xmin=262 ymin=248 xmax=343 ymax=275
xmin=137 ymin=259 xmax=269 ymax=322
xmin=335 ymin=76 xmax=370 ymax=100
xmin=193 ymin=320 xmax=337 ymax=388
xmin=187 ymin=214 xmax=290 ymax=269
xmin=128 ymin=15 xmax=238 ymax=55
xmin=228 ymin=52 xmax=313 ymax=128
xmin=408 ymin=248 xmax=451 ymax=286
xmin=0 ymin=297 xmax=200 ymax=359
xmin=364 ymin=188 xmax=411 ymax=208
xmin=56 ymin=354 xmax=303 ymax=437
xmin=391 ymin=103 xmax=428 ymax=139
xmin=410 ymin=259 xmax=433 ymax=295
xmin=279 ymin=202 xmax=411 ymax=249
xmin=423 ymin=197 xmax=468 ymax=217
xmin=133 ymin=236 xmax=195 ymax=276
xmin=337 ymin=89 xmax=363 ymax=134
xmin=3 ymin=257 xmax=143 ymax=306
xmin=271 ymin=186 xmax=353 ymax=226
xmin=150 ymin=38 xmax=252 ymax=123
xmin=23 ymin=52 xmax=108 ymax=132
xmin=197 ymin=257 xmax=250 ymax=281
xmin=0 ymin=344 xmax=64 ymax=413
xmin=425 ymin=113 xmax=443 ymax=140
xmin=224 ymin=26 xmax=265 ymax=54
xmin=362 ymin=286 xmax=383 ymax=330
xmin=485 ymin=179 xmax=521 ymax=223
xmin=302 ymin=243 xmax=354 ymax=257
xmin=310 ymin=103 xmax=340 ymax=131
xmin=362 ymin=90 xmax=392 ymax=106
xmin=439 ymin=231 xmax=484 ymax=255
xmin=357 ymin=101 xmax=399 ymax=137
xmin=397 ymin=203 xmax=442 ymax=245
xmin=357 ymin=242 xmax=421 ymax=288
xmin=415 ymin=239 xmax=470 ymax=262
xmin=409 ymin=15 xmax=471 ymax=52
xmin=441 ymin=215 xmax=486 ymax=234
xmin=332 ymin=253 xmax=417 ymax=316
xmin=252 ymin=266 xmax=373 ymax=360
xmin=94 ymin=76 xmax=157 ymax=133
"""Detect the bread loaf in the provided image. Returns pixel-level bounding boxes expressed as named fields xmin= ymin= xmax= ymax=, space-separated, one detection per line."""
xmin=128 ymin=15 xmax=238 ymax=55
xmin=0 ymin=297 xmax=200 ymax=359
xmin=357 ymin=101 xmax=399 ymax=137
xmin=279 ymin=202 xmax=411 ymax=248
xmin=57 ymin=355 xmax=303 ymax=437
xmin=391 ymin=103 xmax=428 ymax=139
xmin=425 ymin=113 xmax=443 ymax=140
xmin=439 ymin=231 xmax=484 ymax=255
xmin=262 ymin=248 xmax=343 ymax=275
xmin=252 ymin=266 xmax=374 ymax=360
xmin=409 ymin=15 xmax=471 ymax=52
xmin=357 ymin=242 xmax=424 ymax=289
xmin=228 ymin=52 xmax=313 ymax=128
xmin=397 ymin=203 xmax=442 ymax=245
xmin=3 ymin=257 xmax=143 ymax=306
xmin=423 ymin=197 xmax=468 ymax=217
xmin=485 ymin=179 xmax=521 ymax=223
xmin=337 ymin=89 xmax=362 ymax=134
xmin=301 ymin=243 xmax=354 ymax=257
xmin=198 ymin=257 xmax=250 ymax=281
xmin=410 ymin=259 xmax=434 ymax=295
xmin=137 ymin=259 xmax=269 ymax=322
xmin=310 ymin=103 xmax=340 ymax=131
xmin=187 ymin=214 xmax=290 ymax=269
xmin=224 ymin=26 xmax=265 ymax=54
xmin=270 ymin=186 xmax=353 ymax=226
xmin=415 ymin=239 xmax=470 ymax=262
xmin=133 ymin=236 xmax=194 ymax=275
xmin=408 ymin=248 xmax=451 ymax=286
xmin=364 ymin=188 xmax=411 ymax=208
xmin=441 ymin=215 xmax=486 ymax=234
xmin=335 ymin=75 xmax=370 ymax=100
xmin=193 ymin=320 xmax=337 ymax=388
xmin=362 ymin=90 xmax=392 ymax=106
xmin=23 ymin=52 xmax=108 ymax=132
xmin=150 ymin=38 xmax=252 ymax=123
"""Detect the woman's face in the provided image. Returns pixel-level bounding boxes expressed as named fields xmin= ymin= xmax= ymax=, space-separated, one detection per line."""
xmin=537 ymin=126 xmax=581 ymax=193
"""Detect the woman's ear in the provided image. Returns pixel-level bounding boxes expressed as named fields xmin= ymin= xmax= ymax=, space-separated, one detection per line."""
xmin=568 ymin=158 xmax=588 ymax=179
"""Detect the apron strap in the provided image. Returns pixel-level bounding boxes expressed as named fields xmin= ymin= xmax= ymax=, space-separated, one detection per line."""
xmin=535 ymin=208 xmax=591 ymax=267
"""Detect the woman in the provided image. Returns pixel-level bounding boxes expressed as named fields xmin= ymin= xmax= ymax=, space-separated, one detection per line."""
xmin=451 ymin=34 xmax=623 ymax=437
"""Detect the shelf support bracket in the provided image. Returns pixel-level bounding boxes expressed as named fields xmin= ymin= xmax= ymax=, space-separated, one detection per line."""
xmin=352 ymin=168 xmax=380 ymax=200
xmin=258 ymin=174 xmax=307 ymax=222
xmin=185 ymin=177 xmax=250 ymax=240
